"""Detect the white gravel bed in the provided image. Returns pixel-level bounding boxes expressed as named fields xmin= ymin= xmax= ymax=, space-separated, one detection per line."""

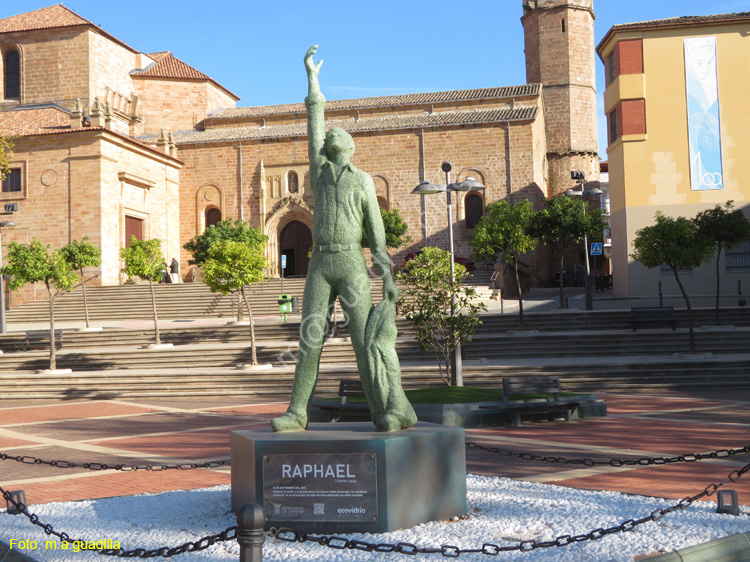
xmin=1 ymin=476 xmax=748 ymax=561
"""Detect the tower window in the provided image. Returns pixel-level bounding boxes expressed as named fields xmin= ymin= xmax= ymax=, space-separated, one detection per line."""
xmin=607 ymin=51 xmax=616 ymax=85
xmin=561 ymin=19 xmax=566 ymax=33
xmin=4 ymin=50 xmax=20 ymax=99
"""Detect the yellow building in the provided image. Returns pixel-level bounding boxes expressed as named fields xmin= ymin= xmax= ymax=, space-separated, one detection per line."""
xmin=598 ymin=12 xmax=750 ymax=297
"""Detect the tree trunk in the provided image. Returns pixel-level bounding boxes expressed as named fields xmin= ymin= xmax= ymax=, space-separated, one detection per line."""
xmin=714 ymin=249 xmax=722 ymax=325
xmin=515 ymin=260 xmax=524 ymax=330
xmin=559 ymin=253 xmax=566 ymax=309
xmin=149 ymin=279 xmax=161 ymax=346
xmin=80 ymin=267 xmax=90 ymax=329
xmin=236 ymin=290 xmax=244 ymax=322
xmin=48 ymin=287 xmax=56 ymax=371
xmin=242 ymin=286 xmax=258 ymax=365
xmin=672 ymin=266 xmax=696 ymax=353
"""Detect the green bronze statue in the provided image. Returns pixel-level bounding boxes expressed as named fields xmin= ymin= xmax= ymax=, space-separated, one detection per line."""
xmin=271 ymin=46 xmax=417 ymax=433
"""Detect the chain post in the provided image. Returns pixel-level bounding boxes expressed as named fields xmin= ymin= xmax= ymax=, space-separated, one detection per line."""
xmin=237 ymin=503 xmax=266 ymax=562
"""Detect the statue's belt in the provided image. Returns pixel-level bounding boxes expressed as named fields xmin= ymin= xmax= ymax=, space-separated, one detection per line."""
xmin=315 ymin=243 xmax=360 ymax=253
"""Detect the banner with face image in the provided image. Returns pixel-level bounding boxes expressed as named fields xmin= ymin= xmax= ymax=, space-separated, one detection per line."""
xmin=684 ymin=36 xmax=723 ymax=191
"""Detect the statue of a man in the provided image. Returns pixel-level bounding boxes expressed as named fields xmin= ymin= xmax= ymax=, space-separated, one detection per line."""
xmin=271 ymin=46 xmax=417 ymax=433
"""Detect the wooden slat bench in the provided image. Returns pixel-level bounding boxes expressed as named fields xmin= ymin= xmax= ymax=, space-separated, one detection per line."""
xmin=314 ymin=379 xmax=371 ymax=422
xmin=630 ymin=306 xmax=676 ymax=331
xmin=502 ymin=376 xmax=580 ymax=427
xmin=23 ymin=329 xmax=64 ymax=352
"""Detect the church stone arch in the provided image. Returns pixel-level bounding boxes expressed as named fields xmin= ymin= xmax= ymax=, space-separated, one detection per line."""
xmin=195 ymin=184 xmax=224 ymax=233
xmin=456 ymin=167 xmax=487 ymax=238
xmin=265 ymin=198 xmax=313 ymax=277
xmin=371 ymin=174 xmax=390 ymax=210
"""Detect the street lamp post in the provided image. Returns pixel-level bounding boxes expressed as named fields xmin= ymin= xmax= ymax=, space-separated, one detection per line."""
xmin=565 ymin=171 xmax=602 ymax=311
xmin=413 ymin=161 xmax=485 ymax=386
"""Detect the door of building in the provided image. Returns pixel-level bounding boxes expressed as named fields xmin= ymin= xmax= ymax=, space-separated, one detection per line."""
xmin=125 ymin=216 xmax=144 ymax=246
xmin=279 ymin=221 xmax=312 ymax=277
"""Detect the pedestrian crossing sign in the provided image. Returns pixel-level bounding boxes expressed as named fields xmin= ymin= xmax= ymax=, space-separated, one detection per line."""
xmin=590 ymin=242 xmax=603 ymax=256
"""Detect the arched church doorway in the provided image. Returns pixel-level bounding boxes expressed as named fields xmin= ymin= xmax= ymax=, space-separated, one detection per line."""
xmin=279 ymin=220 xmax=312 ymax=277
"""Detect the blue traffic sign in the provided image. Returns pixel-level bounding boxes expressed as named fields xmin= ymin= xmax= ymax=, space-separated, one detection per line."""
xmin=590 ymin=242 xmax=603 ymax=256
xmin=281 ymin=254 xmax=287 ymax=269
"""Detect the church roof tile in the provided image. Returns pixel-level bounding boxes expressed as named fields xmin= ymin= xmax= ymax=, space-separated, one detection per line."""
xmin=162 ymin=105 xmax=538 ymax=146
xmin=0 ymin=105 xmax=79 ymax=136
xmin=0 ymin=5 xmax=90 ymax=33
xmin=212 ymin=85 xmax=541 ymax=120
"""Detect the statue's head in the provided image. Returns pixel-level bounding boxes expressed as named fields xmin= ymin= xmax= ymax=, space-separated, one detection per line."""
xmin=324 ymin=127 xmax=355 ymax=163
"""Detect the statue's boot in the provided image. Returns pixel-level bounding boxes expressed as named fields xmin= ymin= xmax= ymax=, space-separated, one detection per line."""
xmin=271 ymin=411 xmax=308 ymax=432
xmin=374 ymin=404 xmax=417 ymax=432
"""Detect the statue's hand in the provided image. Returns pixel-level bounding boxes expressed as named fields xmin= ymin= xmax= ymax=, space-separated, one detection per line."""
xmin=383 ymin=276 xmax=398 ymax=304
xmin=304 ymin=45 xmax=323 ymax=77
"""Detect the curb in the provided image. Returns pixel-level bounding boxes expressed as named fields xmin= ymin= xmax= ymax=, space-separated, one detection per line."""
xmin=647 ymin=531 xmax=750 ymax=561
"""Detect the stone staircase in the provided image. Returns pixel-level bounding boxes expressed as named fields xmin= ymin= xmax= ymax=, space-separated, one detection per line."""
xmin=1 ymin=306 xmax=750 ymax=398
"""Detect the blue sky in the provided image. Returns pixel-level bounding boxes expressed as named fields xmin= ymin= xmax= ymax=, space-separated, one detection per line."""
xmin=10 ymin=0 xmax=750 ymax=155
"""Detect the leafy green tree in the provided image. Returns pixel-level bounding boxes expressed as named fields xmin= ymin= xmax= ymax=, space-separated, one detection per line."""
xmin=470 ymin=199 xmax=537 ymax=329
xmin=2 ymin=239 xmax=78 ymax=370
xmin=693 ymin=201 xmax=750 ymax=324
xmin=631 ymin=212 xmax=714 ymax=353
xmin=397 ymin=246 xmax=485 ymax=386
xmin=120 ymin=237 xmax=165 ymax=346
xmin=183 ymin=218 xmax=267 ymax=266
xmin=527 ymin=195 xmax=607 ymax=309
xmin=0 ymin=136 xmax=14 ymax=181
xmin=201 ymin=240 xmax=269 ymax=365
xmin=361 ymin=208 xmax=411 ymax=250
xmin=60 ymin=237 xmax=102 ymax=329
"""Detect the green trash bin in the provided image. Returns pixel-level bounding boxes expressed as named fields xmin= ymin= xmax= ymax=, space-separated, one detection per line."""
xmin=278 ymin=294 xmax=292 ymax=321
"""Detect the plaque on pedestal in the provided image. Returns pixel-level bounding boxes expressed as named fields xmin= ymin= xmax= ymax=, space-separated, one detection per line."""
xmin=231 ymin=422 xmax=466 ymax=534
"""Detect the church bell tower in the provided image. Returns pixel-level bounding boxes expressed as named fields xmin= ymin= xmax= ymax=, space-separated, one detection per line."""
xmin=522 ymin=0 xmax=599 ymax=194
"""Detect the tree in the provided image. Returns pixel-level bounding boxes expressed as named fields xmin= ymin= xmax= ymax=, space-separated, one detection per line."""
xmin=183 ymin=218 xmax=267 ymax=266
xmin=60 ymin=237 xmax=102 ymax=329
xmin=201 ymin=240 xmax=269 ymax=365
xmin=630 ymin=212 xmax=714 ymax=353
xmin=361 ymin=208 xmax=411 ymax=251
xmin=120 ymin=237 xmax=165 ymax=346
xmin=0 ymin=136 xmax=14 ymax=181
xmin=2 ymin=239 xmax=78 ymax=370
xmin=397 ymin=246 xmax=485 ymax=386
xmin=470 ymin=199 xmax=536 ymax=329
xmin=183 ymin=218 xmax=268 ymax=321
xmin=693 ymin=201 xmax=750 ymax=324
xmin=527 ymin=195 xmax=608 ymax=309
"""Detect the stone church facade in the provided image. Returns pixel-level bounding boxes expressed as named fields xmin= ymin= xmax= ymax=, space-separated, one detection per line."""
xmin=0 ymin=1 xmax=598 ymax=304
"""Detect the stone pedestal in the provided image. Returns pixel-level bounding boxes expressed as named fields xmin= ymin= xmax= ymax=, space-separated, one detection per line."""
xmin=231 ymin=422 xmax=466 ymax=534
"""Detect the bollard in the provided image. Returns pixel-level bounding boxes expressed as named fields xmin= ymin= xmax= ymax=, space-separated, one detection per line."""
xmin=716 ymin=490 xmax=740 ymax=516
xmin=739 ymin=280 xmax=742 ymax=296
xmin=658 ymin=281 xmax=663 ymax=308
xmin=237 ymin=503 xmax=266 ymax=562
xmin=6 ymin=490 xmax=26 ymax=515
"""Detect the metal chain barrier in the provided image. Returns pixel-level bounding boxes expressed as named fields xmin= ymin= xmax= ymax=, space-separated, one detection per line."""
xmin=0 ymin=452 xmax=230 ymax=472
xmin=2 ymin=459 xmax=749 ymax=558
xmin=264 ymin=458 xmax=750 ymax=557
xmin=4 ymin=442 xmax=750 ymax=474
xmin=465 ymin=441 xmax=750 ymax=468
xmin=1 ymin=485 xmax=238 ymax=558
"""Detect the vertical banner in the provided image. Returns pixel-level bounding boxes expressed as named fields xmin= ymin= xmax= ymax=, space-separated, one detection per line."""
xmin=684 ymin=36 xmax=723 ymax=190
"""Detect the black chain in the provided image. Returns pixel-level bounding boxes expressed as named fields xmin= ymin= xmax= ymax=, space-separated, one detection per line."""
xmin=265 ymin=459 xmax=750 ymax=557
xmin=6 ymin=442 xmax=750 ymax=474
xmin=1 ymin=486 xmax=238 ymax=558
xmin=3 ymin=460 xmax=750 ymax=558
xmin=466 ymin=441 xmax=750 ymax=468
xmin=0 ymin=452 xmax=230 ymax=472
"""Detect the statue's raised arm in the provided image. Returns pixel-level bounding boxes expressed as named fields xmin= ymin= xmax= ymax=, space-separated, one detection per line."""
xmin=304 ymin=45 xmax=325 ymax=176
xmin=304 ymin=45 xmax=323 ymax=98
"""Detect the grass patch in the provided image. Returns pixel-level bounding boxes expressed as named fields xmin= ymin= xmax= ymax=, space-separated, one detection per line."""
xmin=405 ymin=386 xmax=503 ymax=404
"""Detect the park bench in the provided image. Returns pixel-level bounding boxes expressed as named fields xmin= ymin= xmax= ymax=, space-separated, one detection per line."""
xmin=23 ymin=329 xmax=64 ymax=353
xmin=502 ymin=376 xmax=580 ymax=427
xmin=630 ymin=306 xmax=676 ymax=331
xmin=314 ymin=379 xmax=371 ymax=422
